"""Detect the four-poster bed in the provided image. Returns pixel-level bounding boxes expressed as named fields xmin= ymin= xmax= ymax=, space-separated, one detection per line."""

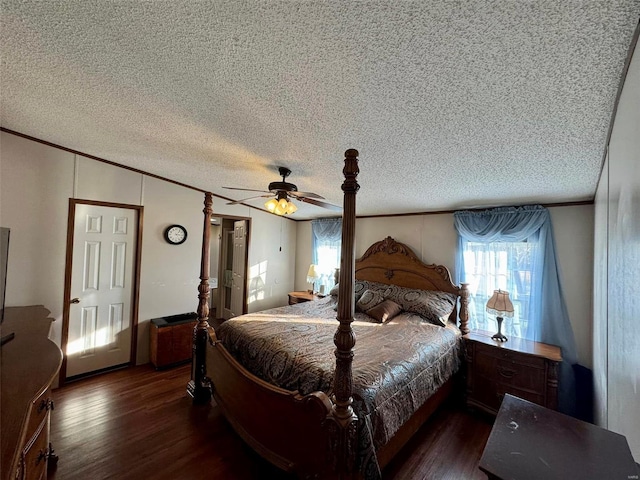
xmin=189 ymin=150 xmax=470 ymax=478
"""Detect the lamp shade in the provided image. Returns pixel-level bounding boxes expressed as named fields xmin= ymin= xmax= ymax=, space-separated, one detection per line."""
xmin=486 ymin=290 xmax=514 ymax=317
xmin=307 ymin=264 xmax=319 ymax=283
xmin=265 ymin=198 xmax=278 ymax=213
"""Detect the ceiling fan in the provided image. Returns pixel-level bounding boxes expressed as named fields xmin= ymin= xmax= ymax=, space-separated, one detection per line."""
xmin=223 ymin=167 xmax=342 ymax=215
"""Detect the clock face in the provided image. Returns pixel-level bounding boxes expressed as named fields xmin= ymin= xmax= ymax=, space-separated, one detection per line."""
xmin=164 ymin=225 xmax=187 ymax=245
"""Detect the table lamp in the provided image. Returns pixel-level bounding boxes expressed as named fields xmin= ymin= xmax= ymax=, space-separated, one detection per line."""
xmin=486 ymin=289 xmax=514 ymax=342
xmin=307 ymin=264 xmax=319 ymax=294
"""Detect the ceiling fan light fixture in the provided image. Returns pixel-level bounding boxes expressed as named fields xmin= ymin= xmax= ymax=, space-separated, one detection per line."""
xmin=265 ymin=198 xmax=278 ymax=213
xmin=264 ymin=196 xmax=297 ymax=216
xmin=228 ymin=166 xmax=340 ymax=214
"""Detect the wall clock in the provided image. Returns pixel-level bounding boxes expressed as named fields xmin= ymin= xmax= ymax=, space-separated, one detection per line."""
xmin=164 ymin=224 xmax=188 ymax=245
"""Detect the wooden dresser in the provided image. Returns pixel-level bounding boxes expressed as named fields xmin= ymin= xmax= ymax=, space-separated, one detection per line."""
xmin=464 ymin=330 xmax=562 ymax=415
xmin=1 ymin=306 xmax=63 ymax=480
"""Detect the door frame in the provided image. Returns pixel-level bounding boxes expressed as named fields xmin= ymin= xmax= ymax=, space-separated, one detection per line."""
xmin=60 ymin=199 xmax=144 ymax=385
xmin=213 ymin=213 xmax=250 ymax=318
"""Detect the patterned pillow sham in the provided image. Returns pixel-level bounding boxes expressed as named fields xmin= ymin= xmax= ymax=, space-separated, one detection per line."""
xmin=329 ymin=280 xmax=370 ymax=298
xmin=355 ymin=289 xmax=385 ymax=312
xmin=380 ymin=284 xmax=456 ymax=326
xmin=365 ymin=299 xmax=403 ymax=323
xmin=331 ymin=279 xmax=396 ymax=296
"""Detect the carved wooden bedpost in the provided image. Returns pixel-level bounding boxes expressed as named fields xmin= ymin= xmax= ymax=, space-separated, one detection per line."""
xmin=326 ymin=149 xmax=360 ymax=477
xmin=188 ymin=192 xmax=214 ymax=404
xmin=459 ymin=283 xmax=470 ymax=335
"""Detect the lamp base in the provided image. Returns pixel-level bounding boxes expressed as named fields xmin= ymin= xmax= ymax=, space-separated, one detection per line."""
xmin=491 ymin=332 xmax=508 ymax=342
xmin=492 ymin=316 xmax=508 ymax=342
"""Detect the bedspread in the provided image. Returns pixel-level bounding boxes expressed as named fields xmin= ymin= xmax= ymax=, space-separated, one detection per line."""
xmin=217 ymin=295 xmax=462 ymax=478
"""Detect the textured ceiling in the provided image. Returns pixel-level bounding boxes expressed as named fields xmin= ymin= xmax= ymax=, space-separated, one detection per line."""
xmin=1 ymin=1 xmax=639 ymax=219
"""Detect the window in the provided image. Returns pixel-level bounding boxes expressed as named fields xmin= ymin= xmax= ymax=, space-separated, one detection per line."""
xmin=314 ymin=238 xmax=340 ymax=290
xmin=454 ymin=205 xmax=579 ymax=414
xmin=461 ymin=239 xmax=537 ymax=340
xmin=311 ymin=218 xmax=341 ymax=292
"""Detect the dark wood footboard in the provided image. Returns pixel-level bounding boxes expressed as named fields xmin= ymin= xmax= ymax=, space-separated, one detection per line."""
xmin=206 ymin=334 xmax=334 ymax=477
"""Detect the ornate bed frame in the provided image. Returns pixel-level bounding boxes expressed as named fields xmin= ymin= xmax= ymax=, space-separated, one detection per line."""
xmin=189 ymin=150 xmax=470 ymax=478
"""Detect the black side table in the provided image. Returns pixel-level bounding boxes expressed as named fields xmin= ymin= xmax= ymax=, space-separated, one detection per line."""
xmin=479 ymin=394 xmax=638 ymax=480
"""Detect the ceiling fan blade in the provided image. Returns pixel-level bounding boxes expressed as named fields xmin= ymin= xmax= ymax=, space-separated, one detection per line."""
xmin=222 ymin=187 xmax=271 ymax=193
xmin=297 ymin=197 xmax=342 ymax=211
xmin=226 ymin=194 xmax=273 ymax=205
xmin=288 ymin=191 xmax=325 ymax=200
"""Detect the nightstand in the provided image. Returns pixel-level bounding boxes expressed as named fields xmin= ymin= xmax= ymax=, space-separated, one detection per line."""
xmin=464 ymin=330 xmax=562 ymax=415
xmin=288 ymin=291 xmax=322 ymax=305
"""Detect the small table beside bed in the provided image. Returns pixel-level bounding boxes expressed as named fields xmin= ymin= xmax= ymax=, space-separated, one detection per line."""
xmin=189 ymin=150 xmax=470 ymax=479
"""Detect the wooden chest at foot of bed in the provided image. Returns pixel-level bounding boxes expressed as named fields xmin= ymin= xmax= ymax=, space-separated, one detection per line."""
xmin=150 ymin=313 xmax=198 ymax=369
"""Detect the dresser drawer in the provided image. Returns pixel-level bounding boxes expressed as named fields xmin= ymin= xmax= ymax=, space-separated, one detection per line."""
xmin=26 ymin=387 xmax=54 ymax=438
xmin=21 ymin=416 xmax=50 ymax=480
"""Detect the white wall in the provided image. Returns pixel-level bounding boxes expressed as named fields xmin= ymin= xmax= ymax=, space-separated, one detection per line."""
xmin=549 ymin=205 xmax=594 ymax=370
xmin=0 ymin=136 xmax=74 ymax=348
xmin=136 ymin=176 xmax=203 ymax=364
xmin=295 ymin=205 xmax=595 ymax=368
xmin=594 ymin=35 xmax=640 ymax=461
xmin=247 ymin=213 xmax=297 ymax=312
xmin=0 ymin=132 xmax=296 ymax=368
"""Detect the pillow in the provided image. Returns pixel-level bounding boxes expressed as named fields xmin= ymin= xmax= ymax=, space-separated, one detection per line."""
xmin=330 ymin=280 xmax=369 ymax=298
xmin=365 ymin=299 xmax=402 ymax=323
xmin=381 ymin=284 xmax=456 ymax=326
xmin=331 ymin=285 xmax=364 ymax=312
xmin=356 ymin=289 xmax=385 ymax=312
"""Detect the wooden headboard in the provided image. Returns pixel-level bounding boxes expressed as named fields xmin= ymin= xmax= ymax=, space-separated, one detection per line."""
xmin=355 ymin=237 xmax=469 ymax=333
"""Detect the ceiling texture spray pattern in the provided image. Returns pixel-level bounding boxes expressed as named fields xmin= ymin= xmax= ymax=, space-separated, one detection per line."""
xmin=2 ymin=1 xmax=639 ymax=218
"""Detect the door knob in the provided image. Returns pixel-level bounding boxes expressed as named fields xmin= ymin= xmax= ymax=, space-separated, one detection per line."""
xmin=70 ymin=298 xmax=80 ymax=304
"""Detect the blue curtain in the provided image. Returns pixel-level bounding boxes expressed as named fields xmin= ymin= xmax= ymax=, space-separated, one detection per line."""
xmin=311 ymin=217 xmax=342 ymax=292
xmin=454 ymin=205 xmax=578 ymax=415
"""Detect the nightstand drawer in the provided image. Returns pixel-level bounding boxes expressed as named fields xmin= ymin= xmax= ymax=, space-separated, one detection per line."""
xmin=289 ymin=295 xmax=310 ymax=305
xmin=472 ymin=379 xmax=545 ymax=412
xmin=475 ymin=341 xmax=545 ymax=369
xmin=496 ymin=383 xmax=544 ymax=407
xmin=475 ymin=351 xmax=545 ymax=392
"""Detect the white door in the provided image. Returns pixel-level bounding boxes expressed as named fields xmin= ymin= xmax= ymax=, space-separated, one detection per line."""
xmin=221 ymin=228 xmax=234 ymax=320
xmin=230 ymin=220 xmax=247 ymax=317
xmin=66 ymin=204 xmax=137 ymax=377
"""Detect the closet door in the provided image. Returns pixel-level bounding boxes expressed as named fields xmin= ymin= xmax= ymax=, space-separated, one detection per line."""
xmin=66 ymin=204 xmax=137 ymax=378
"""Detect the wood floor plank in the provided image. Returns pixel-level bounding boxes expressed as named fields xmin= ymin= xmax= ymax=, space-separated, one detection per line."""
xmin=49 ymin=364 xmax=492 ymax=479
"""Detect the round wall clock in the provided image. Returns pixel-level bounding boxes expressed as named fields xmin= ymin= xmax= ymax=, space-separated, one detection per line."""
xmin=164 ymin=224 xmax=188 ymax=245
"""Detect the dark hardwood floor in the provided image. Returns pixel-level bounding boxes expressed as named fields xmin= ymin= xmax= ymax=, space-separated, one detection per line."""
xmin=49 ymin=364 xmax=492 ymax=480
